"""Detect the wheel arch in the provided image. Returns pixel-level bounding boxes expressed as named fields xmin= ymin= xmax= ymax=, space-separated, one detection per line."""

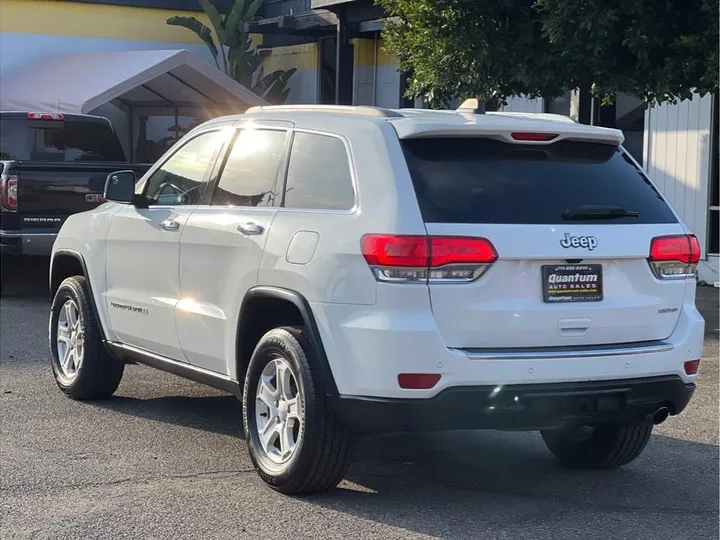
xmin=236 ymin=286 xmax=339 ymax=396
xmin=50 ymin=249 xmax=107 ymax=341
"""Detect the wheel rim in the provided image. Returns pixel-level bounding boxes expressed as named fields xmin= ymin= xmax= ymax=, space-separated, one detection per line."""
xmin=255 ymin=357 xmax=302 ymax=465
xmin=56 ymin=299 xmax=84 ymax=380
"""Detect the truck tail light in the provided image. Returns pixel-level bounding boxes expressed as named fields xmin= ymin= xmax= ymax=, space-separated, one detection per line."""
xmin=0 ymin=173 xmax=18 ymax=211
xmin=27 ymin=112 xmax=64 ymax=121
xmin=648 ymin=234 xmax=700 ymax=279
xmin=361 ymin=234 xmax=497 ymax=283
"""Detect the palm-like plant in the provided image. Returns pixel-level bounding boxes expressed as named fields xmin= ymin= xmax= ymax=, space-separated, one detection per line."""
xmin=168 ymin=0 xmax=297 ymax=103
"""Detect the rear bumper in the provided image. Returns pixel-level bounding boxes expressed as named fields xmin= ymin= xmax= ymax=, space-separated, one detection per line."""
xmin=0 ymin=230 xmax=57 ymax=257
xmin=313 ymin=298 xmax=704 ymax=399
xmin=331 ymin=376 xmax=695 ymax=434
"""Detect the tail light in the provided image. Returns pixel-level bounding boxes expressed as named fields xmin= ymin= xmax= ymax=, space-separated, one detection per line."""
xmin=361 ymin=234 xmax=497 ymax=283
xmin=27 ymin=112 xmax=64 ymax=121
xmin=648 ymin=235 xmax=700 ymax=279
xmin=0 ymin=173 xmax=18 ymax=211
xmin=510 ymin=132 xmax=558 ymax=142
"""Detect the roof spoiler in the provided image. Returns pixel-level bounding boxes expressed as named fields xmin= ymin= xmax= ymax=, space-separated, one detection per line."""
xmin=457 ymin=99 xmax=486 ymax=114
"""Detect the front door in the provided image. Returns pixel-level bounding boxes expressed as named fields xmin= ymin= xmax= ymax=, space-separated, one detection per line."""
xmin=176 ymin=126 xmax=290 ymax=374
xmin=104 ymin=128 xmax=229 ymax=360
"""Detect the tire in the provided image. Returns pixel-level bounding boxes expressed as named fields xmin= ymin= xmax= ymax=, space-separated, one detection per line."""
xmin=541 ymin=420 xmax=653 ymax=469
xmin=49 ymin=275 xmax=124 ymax=400
xmin=243 ymin=326 xmax=354 ymax=494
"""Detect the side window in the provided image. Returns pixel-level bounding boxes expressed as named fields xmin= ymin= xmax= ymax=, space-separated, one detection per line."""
xmin=212 ymin=129 xmax=287 ymax=207
xmin=144 ymin=130 xmax=226 ymax=206
xmin=283 ymin=132 xmax=355 ymax=211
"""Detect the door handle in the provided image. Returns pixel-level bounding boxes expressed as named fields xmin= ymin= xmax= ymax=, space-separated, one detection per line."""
xmin=237 ymin=222 xmax=264 ymax=235
xmin=160 ymin=219 xmax=180 ymax=231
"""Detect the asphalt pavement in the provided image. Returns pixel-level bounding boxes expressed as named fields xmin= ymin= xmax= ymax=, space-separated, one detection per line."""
xmin=1 ymin=261 xmax=718 ymax=539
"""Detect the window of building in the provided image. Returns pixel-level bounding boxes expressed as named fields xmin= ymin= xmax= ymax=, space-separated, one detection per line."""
xmin=283 ymin=132 xmax=355 ymax=211
xmin=212 ymin=129 xmax=287 ymax=207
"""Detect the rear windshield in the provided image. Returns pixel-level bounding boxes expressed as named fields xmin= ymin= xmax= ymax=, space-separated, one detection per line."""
xmin=402 ymin=138 xmax=677 ymax=224
xmin=0 ymin=118 xmax=126 ymax=162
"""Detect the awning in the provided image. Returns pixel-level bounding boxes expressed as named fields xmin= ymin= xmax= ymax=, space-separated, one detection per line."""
xmin=0 ymin=49 xmax=266 ymax=114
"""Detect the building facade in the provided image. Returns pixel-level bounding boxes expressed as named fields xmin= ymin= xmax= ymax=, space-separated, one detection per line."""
xmin=2 ymin=0 xmax=717 ymax=281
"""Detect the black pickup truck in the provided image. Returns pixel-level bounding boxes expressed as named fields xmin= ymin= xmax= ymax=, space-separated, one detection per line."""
xmin=0 ymin=112 xmax=151 ymax=292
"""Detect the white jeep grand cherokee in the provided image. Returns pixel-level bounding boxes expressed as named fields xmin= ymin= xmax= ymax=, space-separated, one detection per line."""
xmin=49 ymin=103 xmax=704 ymax=494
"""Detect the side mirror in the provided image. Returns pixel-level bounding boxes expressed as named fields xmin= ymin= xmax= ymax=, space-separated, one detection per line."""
xmin=104 ymin=170 xmax=136 ymax=204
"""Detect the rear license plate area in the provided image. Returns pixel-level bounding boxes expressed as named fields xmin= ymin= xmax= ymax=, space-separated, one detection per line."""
xmin=542 ymin=264 xmax=603 ymax=303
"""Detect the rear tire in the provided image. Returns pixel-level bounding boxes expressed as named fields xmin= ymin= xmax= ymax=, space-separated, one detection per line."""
xmin=243 ymin=326 xmax=354 ymax=494
xmin=541 ymin=420 xmax=653 ymax=469
xmin=49 ymin=276 xmax=124 ymax=400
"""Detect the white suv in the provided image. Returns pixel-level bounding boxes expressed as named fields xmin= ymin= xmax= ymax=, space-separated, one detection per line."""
xmin=49 ymin=103 xmax=704 ymax=494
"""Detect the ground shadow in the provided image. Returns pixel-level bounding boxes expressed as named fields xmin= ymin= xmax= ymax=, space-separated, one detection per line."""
xmin=95 ymin=387 xmax=719 ymax=537
xmin=317 ymin=431 xmax=719 ymax=538
xmin=92 ymin=394 xmax=243 ymax=438
xmin=2 ymin=258 xmax=49 ymax=298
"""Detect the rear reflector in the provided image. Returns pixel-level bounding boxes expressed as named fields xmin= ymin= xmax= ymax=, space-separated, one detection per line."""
xmin=361 ymin=234 xmax=497 ymax=283
xmin=649 ymin=235 xmax=700 ymax=279
xmin=398 ymin=373 xmax=441 ymax=389
xmin=510 ymin=132 xmax=558 ymax=141
xmin=27 ymin=112 xmax=64 ymax=121
xmin=684 ymin=360 xmax=700 ymax=375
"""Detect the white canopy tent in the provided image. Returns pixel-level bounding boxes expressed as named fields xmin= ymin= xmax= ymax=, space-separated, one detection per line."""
xmin=0 ymin=50 xmax=267 ymax=161
xmin=0 ymin=49 xmax=265 ymax=113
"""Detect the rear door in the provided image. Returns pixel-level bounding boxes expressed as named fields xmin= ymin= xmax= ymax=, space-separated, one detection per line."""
xmin=176 ymin=125 xmax=289 ymax=374
xmin=401 ymin=136 xmax=689 ymax=349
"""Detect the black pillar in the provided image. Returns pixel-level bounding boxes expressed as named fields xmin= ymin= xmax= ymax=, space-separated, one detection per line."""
xmin=335 ymin=9 xmax=354 ymax=105
xmin=577 ymin=87 xmax=593 ymax=125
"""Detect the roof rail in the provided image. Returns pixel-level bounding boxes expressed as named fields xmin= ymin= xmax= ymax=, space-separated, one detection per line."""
xmin=457 ymin=98 xmax=486 ymax=114
xmin=245 ymin=104 xmax=404 ymax=118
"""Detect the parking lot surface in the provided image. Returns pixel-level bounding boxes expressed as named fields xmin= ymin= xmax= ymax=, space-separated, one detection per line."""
xmin=1 ymin=262 xmax=718 ymax=539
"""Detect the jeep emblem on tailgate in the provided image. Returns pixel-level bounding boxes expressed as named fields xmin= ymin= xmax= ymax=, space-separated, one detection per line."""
xmin=560 ymin=233 xmax=598 ymax=250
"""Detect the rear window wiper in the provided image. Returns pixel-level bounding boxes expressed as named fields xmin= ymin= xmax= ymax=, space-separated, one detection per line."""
xmin=562 ymin=205 xmax=640 ymax=220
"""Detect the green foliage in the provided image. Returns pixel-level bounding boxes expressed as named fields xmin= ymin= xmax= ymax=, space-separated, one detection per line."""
xmin=379 ymin=0 xmax=719 ymax=106
xmin=167 ymin=16 xmax=220 ymax=67
xmin=167 ymin=0 xmax=297 ymax=104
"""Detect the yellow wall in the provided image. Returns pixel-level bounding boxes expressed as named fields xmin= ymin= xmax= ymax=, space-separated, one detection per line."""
xmin=352 ymin=37 xmax=397 ymax=67
xmin=0 ymin=0 xmax=256 ymax=45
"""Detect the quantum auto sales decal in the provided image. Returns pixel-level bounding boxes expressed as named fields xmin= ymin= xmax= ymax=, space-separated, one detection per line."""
xmin=544 ymin=265 xmax=603 ymax=302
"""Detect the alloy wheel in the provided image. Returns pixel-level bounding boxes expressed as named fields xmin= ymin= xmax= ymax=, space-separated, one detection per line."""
xmin=56 ymin=299 xmax=84 ymax=379
xmin=255 ymin=357 xmax=303 ymax=464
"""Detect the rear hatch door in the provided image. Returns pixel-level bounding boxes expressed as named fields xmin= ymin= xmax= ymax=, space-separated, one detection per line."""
xmin=401 ymin=134 xmax=689 ymax=349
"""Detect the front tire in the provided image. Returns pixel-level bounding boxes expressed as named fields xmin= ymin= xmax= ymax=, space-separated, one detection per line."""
xmin=243 ymin=326 xmax=354 ymax=494
xmin=50 ymin=276 xmax=124 ymax=400
xmin=541 ymin=420 xmax=653 ymax=469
